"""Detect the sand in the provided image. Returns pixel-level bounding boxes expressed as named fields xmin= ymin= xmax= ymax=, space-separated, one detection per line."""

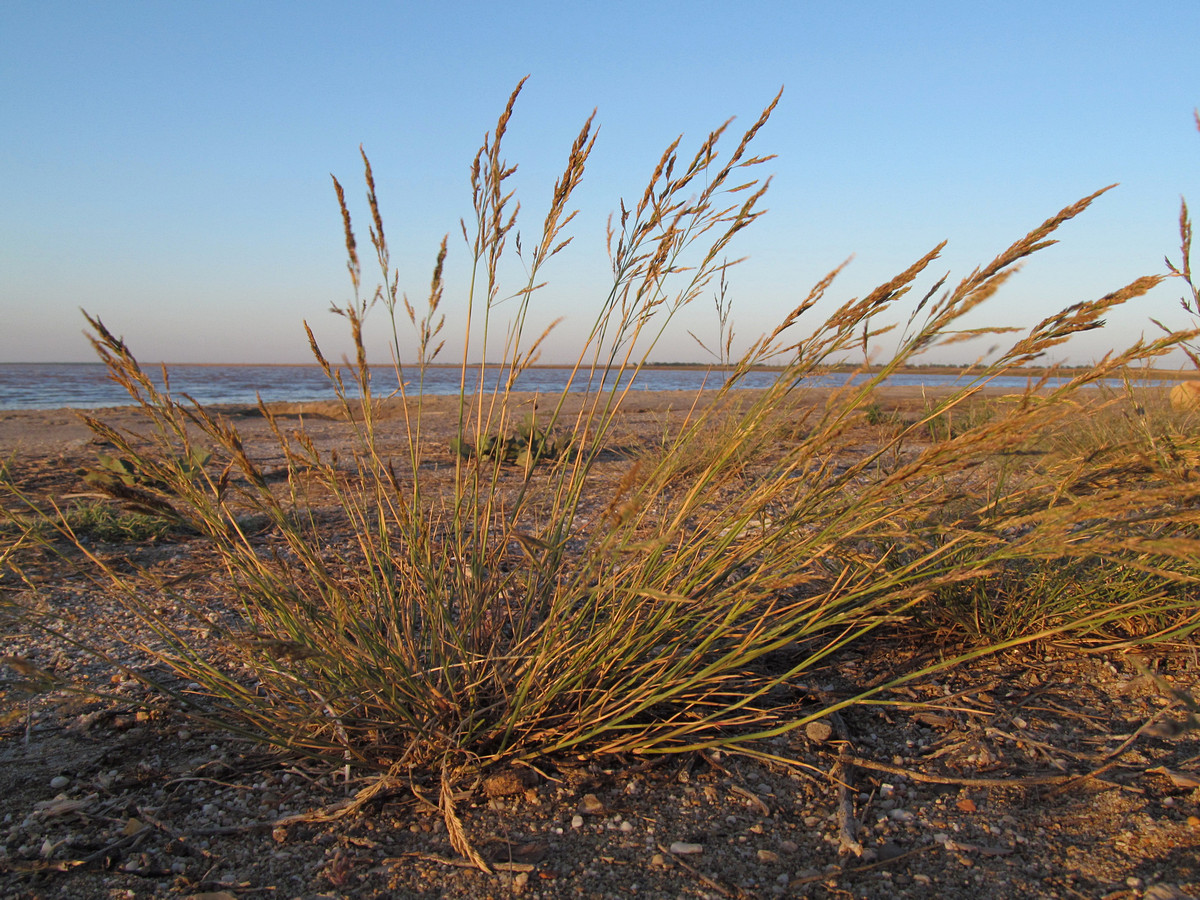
xmin=2 ymin=388 xmax=1198 ymax=898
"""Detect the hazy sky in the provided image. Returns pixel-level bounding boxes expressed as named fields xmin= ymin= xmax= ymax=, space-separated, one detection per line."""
xmin=4 ymin=1 xmax=1200 ymax=367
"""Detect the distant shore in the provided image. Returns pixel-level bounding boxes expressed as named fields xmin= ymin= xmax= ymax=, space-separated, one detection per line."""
xmin=0 ymin=381 xmax=1178 ymax=458
xmin=7 ymin=361 xmax=1198 ymax=378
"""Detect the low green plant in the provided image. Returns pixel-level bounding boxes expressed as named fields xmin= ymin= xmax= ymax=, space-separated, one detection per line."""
xmin=62 ymin=499 xmax=172 ymax=543
xmin=5 ymin=83 xmax=1200 ymax=868
xmin=450 ymin=411 xmax=572 ymax=468
xmin=80 ymin=446 xmax=210 ymax=522
xmin=920 ymin=554 xmax=1198 ymax=646
xmin=863 ymin=399 xmax=906 ymax=429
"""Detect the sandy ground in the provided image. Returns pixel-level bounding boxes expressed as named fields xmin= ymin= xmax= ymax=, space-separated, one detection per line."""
xmin=1 ymin=388 xmax=1199 ymax=899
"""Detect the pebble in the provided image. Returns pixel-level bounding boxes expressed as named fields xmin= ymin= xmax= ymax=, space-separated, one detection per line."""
xmin=757 ymin=849 xmax=781 ymax=864
xmin=570 ymin=814 xmax=584 ymax=829
xmin=669 ymin=841 xmax=703 ymax=855
xmin=580 ymin=793 xmax=604 ymax=814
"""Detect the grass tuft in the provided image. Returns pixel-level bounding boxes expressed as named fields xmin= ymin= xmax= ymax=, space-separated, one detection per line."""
xmin=3 ymin=85 xmax=1200 ymax=864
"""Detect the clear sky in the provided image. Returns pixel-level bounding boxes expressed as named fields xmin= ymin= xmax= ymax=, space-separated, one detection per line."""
xmin=3 ymin=1 xmax=1200 ymax=367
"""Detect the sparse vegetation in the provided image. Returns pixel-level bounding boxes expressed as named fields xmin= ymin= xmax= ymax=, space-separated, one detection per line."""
xmin=449 ymin=411 xmax=573 ymax=469
xmin=60 ymin=499 xmax=173 ymax=544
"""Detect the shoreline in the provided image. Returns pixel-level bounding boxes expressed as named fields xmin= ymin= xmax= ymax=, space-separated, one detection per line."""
xmin=0 ymin=383 xmax=1176 ymax=457
xmin=5 ymin=361 xmax=1199 ymax=377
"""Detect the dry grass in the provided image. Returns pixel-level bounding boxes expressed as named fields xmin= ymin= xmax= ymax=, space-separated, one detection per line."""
xmin=3 ymin=83 xmax=1200 ymax=868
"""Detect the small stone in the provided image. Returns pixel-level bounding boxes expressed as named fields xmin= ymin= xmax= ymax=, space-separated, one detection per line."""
xmin=49 ymin=775 xmax=70 ymax=790
xmin=512 ymin=871 xmax=529 ymax=891
xmin=780 ymin=839 xmax=799 ymax=853
xmin=805 ymin=720 xmax=834 ymax=743
xmin=650 ymin=853 xmax=666 ymax=867
xmin=669 ymin=841 xmax=703 ymax=855
xmin=483 ymin=771 xmax=527 ymax=798
xmin=619 ymin=820 xmax=634 ymax=833
xmin=757 ymin=849 xmax=781 ymax=864
xmin=580 ymin=793 xmax=604 ymax=814
xmin=570 ymin=814 xmax=584 ymax=829
xmin=877 ymin=842 xmax=905 ymax=862
xmin=888 ymin=808 xmax=915 ymax=823
xmin=121 ymin=818 xmax=147 ymax=837
xmin=803 ymin=815 xmax=821 ymax=828
xmin=1187 ymin=816 xmax=1200 ymax=828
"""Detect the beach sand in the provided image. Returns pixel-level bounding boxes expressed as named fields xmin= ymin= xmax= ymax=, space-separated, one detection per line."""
xmin=2 ymin=388 xmax=1198 ymax=898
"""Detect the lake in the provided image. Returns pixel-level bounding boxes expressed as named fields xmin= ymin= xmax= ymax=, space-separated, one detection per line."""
xmin=0 ymin=362 xmax=1170 ymax=411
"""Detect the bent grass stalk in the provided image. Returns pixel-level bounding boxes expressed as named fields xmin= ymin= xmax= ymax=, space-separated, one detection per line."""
xmin=4 ymin=85 xmax=1200 ymax=863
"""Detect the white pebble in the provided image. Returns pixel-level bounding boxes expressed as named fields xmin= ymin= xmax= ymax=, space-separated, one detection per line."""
xmin=669 ymin=841 xmax=703 ymax=855
xmin=49 ymin=776 xmax=70 ymax=790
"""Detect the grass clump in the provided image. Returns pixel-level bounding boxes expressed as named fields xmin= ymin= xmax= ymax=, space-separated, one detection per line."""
xmin=4 ymin=82 xmax=1200 ymax=863
xmin=60 ymin=499 xmax=173 ymax=544
xmin=450 ymin=410 xmax=573 ymax=468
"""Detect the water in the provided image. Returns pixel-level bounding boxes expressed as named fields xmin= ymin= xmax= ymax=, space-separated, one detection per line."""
xmin=0 ymin=362 xmax=1162 ymax=411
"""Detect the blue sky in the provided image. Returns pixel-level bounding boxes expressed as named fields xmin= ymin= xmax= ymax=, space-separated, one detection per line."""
xmin=3 ymin=1 xmax=1199 ymax=366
